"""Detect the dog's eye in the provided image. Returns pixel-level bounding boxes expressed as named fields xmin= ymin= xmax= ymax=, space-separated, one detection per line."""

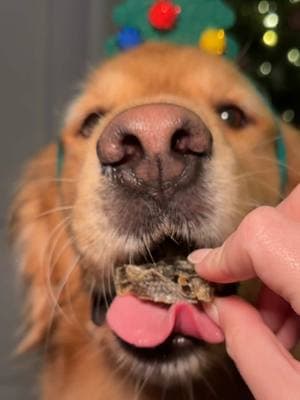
xmin=217 ymin=105 xmax=248 ymax=129
xmin=79 ymin=111 xmax=105 ymax=137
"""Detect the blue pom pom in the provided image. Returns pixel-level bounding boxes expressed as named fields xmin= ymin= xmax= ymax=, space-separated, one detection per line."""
xmin=117 ymin=27 xmax=143 ymax=50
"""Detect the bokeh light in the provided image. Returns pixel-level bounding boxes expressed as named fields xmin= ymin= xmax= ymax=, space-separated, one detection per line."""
xmin=262 ymin=30 xmax=278 ymax=46
xmin=259 ymin=61 xmax=272 ymax=75
xmin=258 ymin=0 xmax=270 ymax=14
xmin=287 ymin=48 xmax=300 ymax=66
xmin=282 ymin=109 xmax=295 ymax=122
xmin=263 ymin=13 xmax=279 ymax=28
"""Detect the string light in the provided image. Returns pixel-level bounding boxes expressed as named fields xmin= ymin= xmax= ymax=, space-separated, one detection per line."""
xmin=259 ymin=61 xmax=272 ymax=75
xmin=263 ymin=12 xmax=279 ymax=28
xmin=262 ymin=30 xmax=278 ymax=47
xmin=258 ymin=1 xmax=270 ymax=14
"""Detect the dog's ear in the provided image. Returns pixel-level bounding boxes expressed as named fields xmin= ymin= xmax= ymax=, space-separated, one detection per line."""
xmin=281 ymin=122 xmax=300 ymax=194
xmin=10 ymin=145 xmax=80 ymax=353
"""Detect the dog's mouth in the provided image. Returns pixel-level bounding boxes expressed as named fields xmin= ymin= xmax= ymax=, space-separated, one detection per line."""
xmin=91 ymin=237 xmax=236 ymax=361
xmin=91 ymin=236 xmax=197 ymax=323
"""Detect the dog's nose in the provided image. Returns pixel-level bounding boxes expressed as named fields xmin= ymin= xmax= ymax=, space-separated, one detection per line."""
xmin=97 ymin=103 xmax=212 ymax=186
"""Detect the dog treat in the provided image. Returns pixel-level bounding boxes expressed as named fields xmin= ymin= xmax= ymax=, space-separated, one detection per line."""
xmin=114 ymin=259 xmax=214 ymax=304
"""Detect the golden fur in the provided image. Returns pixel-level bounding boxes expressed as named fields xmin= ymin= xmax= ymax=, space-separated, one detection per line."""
xmin=10 ymin=43 xmax=300 ymax=400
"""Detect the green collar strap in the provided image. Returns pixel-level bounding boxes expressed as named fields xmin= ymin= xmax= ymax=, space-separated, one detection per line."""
xmin=275 ymin=126 xmax=288 ymax=195
xmin=56 ymin=138 xmax=65 ymax=179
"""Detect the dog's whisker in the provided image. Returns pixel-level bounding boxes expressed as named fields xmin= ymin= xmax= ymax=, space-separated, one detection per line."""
xmin=43 ymin=253 xmax=82 ymax=360
xmin=143 ymin=238 xmax=156 ymax=265
xmin=183 ymin=375 xmax=196 ymax=400
xmin=42 ymin=216 xmax=72 ymax=296
xmin=133 ymin=376 xmax=144 ymax=400
xmin=100 ymin=267 xmax=110 ymax=310
xmin=90 ymin=277 xmax=96 ymax=296
xmin=45 ymin=221 xmax=77 ymax=301
xmin=44 ymin=221 xmax=74 ymax=308
xmin=33 ymin=205 xmax=74 ymax=220
xmin=107 ymin=267 xmax=114 ymax=301
xmin=50 ymin=234 xmax=75 ymax=273
xmin=211 ymin=355 xmax=237 ymax=388
xmin=26 ymin=177 xmax=77 ymax=184
xmin=168 ymin=233 xmax=179 ymax=246
xmin=200 ymin=374 xmax=218 ymax=400
xmin=49 ymin=254 xmax=82 ymax=324
xmin=160 ymin=377 xmax=169 ymax=400
xmin=133 ymin=365 xmax=153 ymax=400
xmin=112 ymin=355 xmax=139 ymax=394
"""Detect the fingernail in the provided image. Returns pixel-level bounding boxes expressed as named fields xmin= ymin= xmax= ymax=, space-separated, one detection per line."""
xmin=203 ymin=301 xmax=220 ymax=325
xmin=188 ymin=249 xmax=211 ymax=264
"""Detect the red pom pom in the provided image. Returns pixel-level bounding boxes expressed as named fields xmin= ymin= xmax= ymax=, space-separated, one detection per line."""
xmin=148 ymin=1 xmax=181 ymax=31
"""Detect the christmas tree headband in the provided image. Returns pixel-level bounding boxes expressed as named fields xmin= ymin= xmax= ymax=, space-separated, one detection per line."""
xmin=106 ymin=0 xmax=239 ymax=58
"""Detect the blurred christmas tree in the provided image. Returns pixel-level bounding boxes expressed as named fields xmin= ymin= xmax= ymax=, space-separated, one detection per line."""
xmin=107 ymin=0 xmax=299 ymax=127
xmin=227 ymin=0 xmax=300 ymax=127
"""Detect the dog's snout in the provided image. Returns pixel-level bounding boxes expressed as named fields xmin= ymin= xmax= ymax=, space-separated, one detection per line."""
xmin=97 ymin=104 xmax=212 ymax=187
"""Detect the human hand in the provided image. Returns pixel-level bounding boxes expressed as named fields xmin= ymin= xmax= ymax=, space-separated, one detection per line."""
xmin=189 ymin=185 xmax=300 ymax=400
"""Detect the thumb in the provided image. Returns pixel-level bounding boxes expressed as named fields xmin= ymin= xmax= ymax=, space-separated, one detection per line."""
xmin=205 ymin=296 xmax=300 ymax=400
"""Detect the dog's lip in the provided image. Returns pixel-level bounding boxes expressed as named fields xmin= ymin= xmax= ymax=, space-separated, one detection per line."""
xmin=117 ymin=332 xmax=202 ymax=361
xmin=91 ymin=290 xmax=115 ymax=326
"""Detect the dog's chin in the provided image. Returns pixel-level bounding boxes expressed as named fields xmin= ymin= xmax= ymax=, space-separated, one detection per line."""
xmin=109 ymin=332 xmax=222 ymax=386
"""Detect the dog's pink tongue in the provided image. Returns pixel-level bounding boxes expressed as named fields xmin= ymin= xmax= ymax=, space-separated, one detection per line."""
xmin=107 ymin=295 xmax=224 ymax=348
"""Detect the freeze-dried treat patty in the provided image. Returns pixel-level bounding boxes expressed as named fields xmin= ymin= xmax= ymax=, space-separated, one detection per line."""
xmin=114 ymin=259 xmax=214 ymax=304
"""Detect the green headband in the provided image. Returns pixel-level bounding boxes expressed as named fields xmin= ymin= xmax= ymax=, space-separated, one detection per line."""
xmin=275 ymin=127 xmax=288 ymax=194
xmin=106 ymin=0 xmax=238 ymax=58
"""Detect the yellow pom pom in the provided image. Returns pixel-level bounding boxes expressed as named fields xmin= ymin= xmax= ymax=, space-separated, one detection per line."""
xmin=199 ymin=29 xmax=226 ymax=55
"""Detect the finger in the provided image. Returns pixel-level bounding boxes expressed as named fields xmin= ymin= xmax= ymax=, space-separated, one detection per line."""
xmin=258 ymin=286 xmax=300 ymax=349
xmin=276 ymin=312 xmax=300 ymax=350
xmin=190 ymin=207 xmax=300 ymax=315
xmin=258 ymin=285 xmax=290 ymax=332
xmin=206 ymin=296 xmax=300 ymax=400
xmin=277 ymin=184 xmax=300 ymax=222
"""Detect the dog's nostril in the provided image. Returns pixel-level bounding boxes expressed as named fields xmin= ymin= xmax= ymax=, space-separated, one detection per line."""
xmin=171 ymin=127 xmax=211 ymax=157
xmin=97 ymin=130 xmax=144 ymax=167
xmin=171 ymin=129 xmax=191 ymax=154
xmin=121 ymin=133 xmax=144 ymax=163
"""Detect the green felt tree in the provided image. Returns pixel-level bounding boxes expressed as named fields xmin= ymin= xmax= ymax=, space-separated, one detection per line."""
xmin=106 ymin=0 xmax=238 ymax=57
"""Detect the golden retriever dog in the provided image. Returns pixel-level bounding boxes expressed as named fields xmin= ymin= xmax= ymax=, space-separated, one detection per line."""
xmin=10 ymin=42 xmax=300 ymax=400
